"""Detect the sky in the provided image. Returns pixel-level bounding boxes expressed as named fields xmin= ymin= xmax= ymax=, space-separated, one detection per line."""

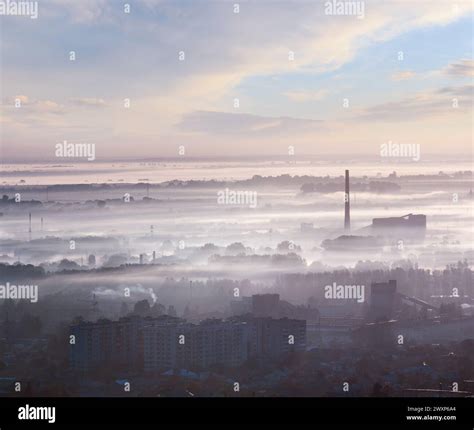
xmin=0 ymin=0 xmax=473 ymax=162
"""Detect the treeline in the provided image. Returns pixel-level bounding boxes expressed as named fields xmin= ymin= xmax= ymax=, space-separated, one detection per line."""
xmin=300 ymin=181 xmax=400 ymax=194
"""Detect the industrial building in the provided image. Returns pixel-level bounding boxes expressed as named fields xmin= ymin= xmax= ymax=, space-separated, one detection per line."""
xmin=368 ymin=280 xmax=397 ymax=322
xmin=339 ymin=170 xmax=427 ymax=240
xmin=371 ymin=213 xmax=426 ymax=238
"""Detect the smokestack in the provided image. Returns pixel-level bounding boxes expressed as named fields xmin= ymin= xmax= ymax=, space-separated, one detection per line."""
xmin=344 ymin=170 xmax=350 ymax=231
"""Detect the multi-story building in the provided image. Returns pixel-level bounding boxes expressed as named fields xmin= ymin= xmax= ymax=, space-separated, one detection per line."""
xmin=142 ymin=315 xmax=188 ymax=372
xmin=190 ymin=319 xmax=249 ymax=369
xmin=244 ymin=317 xmax=306 ymax=358
xmin=70 ymin=315 xmax=306 ymax=373
xmin=70 ymin=315 xmax=144 ymax=372
xmin=143 ymin=318 xmax=249 ymax=372
xmin=251 ymin=294 xmax=280 ymax=317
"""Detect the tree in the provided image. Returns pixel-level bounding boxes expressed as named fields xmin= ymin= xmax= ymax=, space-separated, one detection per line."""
xmin=183 ymin=305 xmax=191 ymax=319
xmin=226 ymin=242 xmax=246 ymax=255
xmin=277 ymin=241 xmax=301 ymax=253
xmin=167 ymin=305 xmax=177 ymax=317
xmin=120 ymin=302 xmax=129 ymax=316
xmin=151 ymin=302 xmax=166 ymax=316
xmin=18 ymin=314 xmax=42 ymax=338
xmin=133 ymin=299 xmax=150 ymax=316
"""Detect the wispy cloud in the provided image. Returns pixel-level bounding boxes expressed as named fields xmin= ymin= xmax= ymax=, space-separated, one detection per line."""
xmin=70 ymin=97 xmax=107 ymax=108
xmin=178 ymin=111 xmax=323 ymax=136
xmin=3 ymin=95 xmax=64 ymax=114
xmin=355 ymin=85 xmax=473 ymax=122
xmin=283 ymin=90 xmax=328 ymax=102
xmin=391 ymin=71 xmax=416 ymax=81
xmin=45 ymin=0 xmax=110 ymax=23
xmin=443 ymin=59 xmax=474 ymax=77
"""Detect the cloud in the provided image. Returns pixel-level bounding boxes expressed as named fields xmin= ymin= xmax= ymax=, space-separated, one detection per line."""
xmin=355 ymin=85 xmax=473 ymax=122
xmin=391 ymin=71 xmax=416 ymax=81
xmin=35 ymin=100 xmax=63 ymax=113
xmin=436 ymin=85 xmax=473 ymax=97
xmin=44 ymin=0 xmax=110 ymax=23
xmin=2 ymin=96 xmax=64 ymax=114
xmin=443 ymin=59 xmax=474 ymax=77
xmin=1 ymin=0 xmax=473 ymax=160
xmin=13 ymin=95 xmax=29 ymax=104
xmin=177 ymin=111 xmax=323 ymax=136
xmin=21 ymin=0 xmax=473 ymax=99
xmin=283 ymin=90 xmax=328 ymax=102
xmin=70 ymin=97 xmax=107 ymax=107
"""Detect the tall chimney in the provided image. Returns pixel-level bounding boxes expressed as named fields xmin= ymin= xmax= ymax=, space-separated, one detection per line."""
xmin=344 ymin=170 xmax=350 ymax=231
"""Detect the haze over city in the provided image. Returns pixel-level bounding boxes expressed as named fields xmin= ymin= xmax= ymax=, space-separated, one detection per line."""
xmin=0 ymin=0 xmax=473 ymax=411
